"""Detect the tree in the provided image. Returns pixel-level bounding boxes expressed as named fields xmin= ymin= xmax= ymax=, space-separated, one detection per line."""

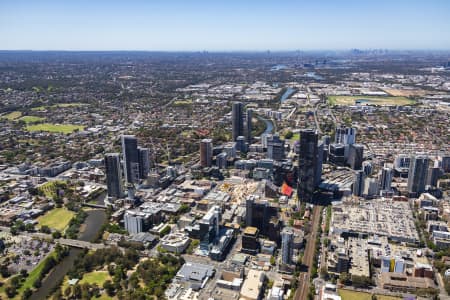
xmin=40 ymin=225 xmax=51 ymax=234
xmin=103 ymin=280 xmax=115 ymax=297
xmin=284 ymin=131 xmax=294 ymax=139
xmin=22 ymin=288 xmax=33 ymax=299
xmin=33 ymin=278 xmax=42 ymax=288
xmin=52 ymin=231 xmax=61 ymax=239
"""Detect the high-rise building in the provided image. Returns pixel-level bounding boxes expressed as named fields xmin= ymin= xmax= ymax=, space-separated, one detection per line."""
xmin=200 ymin=138 xmax=213 ymax=168
xmin=364 ymin=177 xmax=379 ymax=198
xmin=427 ymin=166 xmax=440 ymax=187
xmin=353 ymin=170 xmax=365 ymax=196
xmin=246 ymin=108 xmax=253 ymax=143
xmin=137 ymin=147 xmax=150 ymax=179
xmin=298 ymin=129 xmax=321 ymax=203
xmin=104 ymin=153 xmax=123 ymax=198
xmin=329 ymin=143 xmax=346 ymax=165
xmin=216 ymin=152 xmax=228 ymax=169
xmin=335 ymin=126 xmax=356 ymax=159
xmin=335 ymin=126 xmax=356 ymax=145
xmin=245 ymin=195 xmax=278 ymax=238
xmin=362 ymin=161 xmax=373 ymax=176
xmin=267 ymin=134 xmax=285 ymax=161
xmin=236 ymin=136 xmax=247 ymax=153
xmin=379 ymin=167 xmax=393 ymax=191
xmin=281 ymin=227 xmax=294 ymax=265
xmin=347 ymin=144 xmax=364 ymax=170
xmin=232 ymin=102 xmax=244 ymax=141
xmin=121 ymin=135 xmax=140 ymax=184
xmin=408 ymin=155 xmax=430 ymax=196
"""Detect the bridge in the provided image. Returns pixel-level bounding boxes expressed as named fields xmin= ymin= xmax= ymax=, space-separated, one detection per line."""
xmin=81 ymin=202 xmax=108 ymax=209
xmin=56 ymin=238 xmax=107 ymax=250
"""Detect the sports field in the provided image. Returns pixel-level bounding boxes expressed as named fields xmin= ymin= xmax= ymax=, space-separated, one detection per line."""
xmin=26 ymin=123 xmax=85 ymax=133
xmin=1 ymin=111 xmax=22 ymax=120
xmin=79 ymin=271 xmax=110 ymax=285
xmin=18 ymin=116 xmax=46 ymax=123
xmin=37 ymin=208 xmax=75 ymax=231
xmin=328 ymin=95 xmax=415 ymax=106
xmin=31 ymin=103 xmax=84 ymax=111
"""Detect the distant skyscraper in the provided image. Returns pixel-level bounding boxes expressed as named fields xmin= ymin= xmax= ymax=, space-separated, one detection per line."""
xmin=347 ymin=144 xmax=364 ymax=170
xmin=104 ymin=153 xmax=123 ymax=198
xmin=246 ymin=108 xmax=253 ymax=143
xmin=122 ymin=135 xmax=140 ymax=184
xmin=200 ymin=138 xmax=213 ymax=168
xmin=379 ymin=167 xmax=393 ymax=191
xmin=298 ymin=129 xmax=321 ymax=203
xmin=281 ymin=227 xmax=294 ymax=265
xmin=137 ymin=147 xmax=150 ymax=179
xmin=353 ymin=170 xmax=365 ymax=196
xmin=407 ymin=155 xmax=430 ymax=196
xmin=232 ymin=102 xmax=244 ymax=141
xmin=267 ymin=134 xmax=285 ymax=161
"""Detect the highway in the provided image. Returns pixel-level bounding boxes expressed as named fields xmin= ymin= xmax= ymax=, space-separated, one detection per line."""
xmin=295 ymin=205 xmax=323 ymax=300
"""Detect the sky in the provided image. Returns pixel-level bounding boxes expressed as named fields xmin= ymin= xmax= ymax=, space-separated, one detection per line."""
xmin=1 ymin=0 xmax=449 ymax=51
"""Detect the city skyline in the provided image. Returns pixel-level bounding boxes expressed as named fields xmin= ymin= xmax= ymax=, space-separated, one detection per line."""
xmin=1 ymin=0 xmax=450 ymax=51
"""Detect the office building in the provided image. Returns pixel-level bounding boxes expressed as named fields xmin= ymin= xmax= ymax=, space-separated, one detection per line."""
xmin=246 ymin=108 xmax=253 ymax=143
xmin=364 ymin=177 xmax=379 ymax=198
xmin=242 ymin=226 xmax=260 ymax=255
xmin=335 ymin=126 xmax=356 ymax=145
xmin=353 ymin=170 xmax=365 ymax=197
xmin=379 ymin=167 xmax=393 ymax=191
xmin=245 ymin=195 xmax=278 ymax=237
xmin=298 ymin=129 xmax=321 ymax=203
xmin=122 ymin=135 xmax=140 ymax=184
xmin=137 ymin=147 xmax=150 ymax=179
xmin=362 ymin=161 xmax=373 ymax=176
xmin=232 ymin=102 xmax=244 ymax=141
xmin=236 ymin=136 xmax=247 ymax=153
xmin=104 ymin=153 xmax=123 ymax=198
xmin=329 ymin=143 xmax=346 ymax=165
xmin=267 ymin=134 xmax=285 ymax=161
xmin=427 ymin=166 xmax=440 ymax=187
xmin=216 ymin=152 xmax=228 ymax=169
xmin=347 ymin=144 xmax=364 ymax=170
xmin=408 ymin=155 xmax=430 ymax=196
xmin=281 ymin=227 xmax=294 ymax=265
xmin=200 ymin=138 xmax=213 ymax=168
xmin=240 ymin=270 xmax=265 ymax=300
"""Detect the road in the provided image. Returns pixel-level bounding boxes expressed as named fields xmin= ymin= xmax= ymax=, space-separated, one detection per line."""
xmin=295 ymin=205 xmax=323 ymax=300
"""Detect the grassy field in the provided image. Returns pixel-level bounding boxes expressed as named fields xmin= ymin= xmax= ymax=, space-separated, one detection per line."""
xmin=18 ymin=116 xmax=46 ymax=123
xmin=1 ymin=111 xmax=22 ymax=120
xmin=26 ymin=123 xmax=85 ymax=134
xmin=328 ymin=95 xmax=415 ymax=106
xmin=31 ymin=103 xmax=84 ymax=111
xmin=80 ymin=271 xmax=110 ymax=285
xmin=37 ymin=208 xmax=75 ymax=231
xmin=339 ymin=290 xmax=401 ymax=300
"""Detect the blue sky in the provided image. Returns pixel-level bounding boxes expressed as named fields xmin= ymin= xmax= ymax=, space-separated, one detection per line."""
xmin=1 ymin=0 xmax=449 ymax=51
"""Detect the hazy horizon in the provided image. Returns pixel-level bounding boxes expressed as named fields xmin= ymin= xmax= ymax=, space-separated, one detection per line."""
xmin=1 ymin=0 xmax=450 ymax=51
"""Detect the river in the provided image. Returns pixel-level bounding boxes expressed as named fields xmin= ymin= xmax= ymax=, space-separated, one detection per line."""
xmin=256 ymin=115 xmax=274 ymax=135
xmin=30 ymin=208 xmax=107 ymax=299
xmin=280 ymin=87 xmax=296 ymax=102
